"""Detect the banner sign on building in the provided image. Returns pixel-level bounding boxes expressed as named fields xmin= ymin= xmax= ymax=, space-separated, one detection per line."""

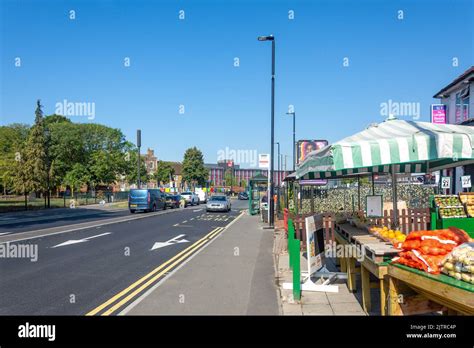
xmin=431 ymin=104 xmax=447 ymax=124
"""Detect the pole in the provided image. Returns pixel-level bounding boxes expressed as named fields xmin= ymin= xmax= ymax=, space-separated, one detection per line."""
xmin=391 ymin=164 xmax=399 ymax=228
xmin=293 ymin=112 xmax=296 ymax=172
xmin=269 ymin=38 xmax=275 ymax=228
xmin=357 ymin=176 xmax=361 ymax=212
xmin=276 ymin=142 xmax=280 ymax=215
xmin=371 ymin=173 xmax=375 ymax=195
xmin=137 ymin=129 xmax=141 ymax=189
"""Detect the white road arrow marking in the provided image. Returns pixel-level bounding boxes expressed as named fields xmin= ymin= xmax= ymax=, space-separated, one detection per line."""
xmin=51 ymin=232 xmax=112 ymax=248
xmin=151 ymin=234 xmax=189 ymax=251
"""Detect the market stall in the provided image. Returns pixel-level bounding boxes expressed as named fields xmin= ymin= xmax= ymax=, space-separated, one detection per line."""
xmin=296 ymin=118 xmax=474 ymax=226
xmin=294 ymin=118 xmax=474 ymax=314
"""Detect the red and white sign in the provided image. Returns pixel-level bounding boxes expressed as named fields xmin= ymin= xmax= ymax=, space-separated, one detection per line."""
xmin=258 ymin=154 xmax=270 ymax=169
xmin=431 ymin=104 xmax=447 ymax=124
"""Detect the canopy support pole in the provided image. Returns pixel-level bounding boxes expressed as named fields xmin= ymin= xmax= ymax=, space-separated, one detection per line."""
xmin=391 ymin=164 xmax=399 ymax=229
xmin=357 ymin=176 xmax=361 ymax=212
xmin=371 ymin=173 xmax=375 ymax=195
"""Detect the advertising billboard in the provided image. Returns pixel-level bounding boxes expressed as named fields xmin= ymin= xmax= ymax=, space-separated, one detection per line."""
xmin=297 ymin=140 xmax=328 ymax=165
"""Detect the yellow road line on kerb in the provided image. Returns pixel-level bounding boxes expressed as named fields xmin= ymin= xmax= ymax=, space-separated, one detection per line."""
xmin=100 ymin=227 xmax=225 ymax=316
xmin=86 ymin=227 xmax=222 ymax=316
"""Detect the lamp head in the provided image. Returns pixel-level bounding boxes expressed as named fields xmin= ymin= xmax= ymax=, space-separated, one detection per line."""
xmin=258 ymin=35 xmax=274 ymax=41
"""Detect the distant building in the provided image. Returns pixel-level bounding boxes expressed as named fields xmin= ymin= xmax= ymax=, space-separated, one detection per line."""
xmin=143 ymin=148 xmax=158 ymax=175
xmin=205 ymin=161 xmax=290 ymax=187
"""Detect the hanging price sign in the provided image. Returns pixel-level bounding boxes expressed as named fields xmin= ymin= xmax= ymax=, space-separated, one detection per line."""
xmin=441 ymin=177 xmax=451 ymax=189
xmin=461 ymin=175 xmax=471 ymax=188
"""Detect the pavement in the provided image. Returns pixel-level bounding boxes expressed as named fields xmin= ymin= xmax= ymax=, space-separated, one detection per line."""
xmin=123 ymin=210 xmax=280 ymax=315
xmin=273 ymin=228 xmax=367 ymax=316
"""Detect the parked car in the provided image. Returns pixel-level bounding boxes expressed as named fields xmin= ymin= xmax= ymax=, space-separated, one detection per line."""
xmin=238 ymin=192 xmax=249 ymax=200
xmin=206 ymin=195 xmax=231 ymax=212
xmin=195 ymin=187 xmax=208 ymax=203
xmin=129 ymin=189 xmax=166 ymax=213
xmin=180 ymin=191 xmax=199 ymax=206
xmin=165 ymin=194 xmax=181 ymax=209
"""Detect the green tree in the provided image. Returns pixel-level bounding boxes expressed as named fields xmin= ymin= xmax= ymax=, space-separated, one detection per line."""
xmin=182 ymin=147 xmax=207 ymax=188
xmin=224 ymin=170 xmax=236 ymax=187
xmin=240 ymin=179 xmax=247 ymax=188
xmin=154 ymin=161 xmax=175 ymax=185
xmin=63 ymin=163 xmax=90 ymax=195
xmin=0 ymin=124 xmax=29 ymax=194
xmin=23 ymin=100 xmax=48 ymax=196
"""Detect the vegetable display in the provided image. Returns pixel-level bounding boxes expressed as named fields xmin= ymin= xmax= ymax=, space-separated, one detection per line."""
xmin=441 ymin=243 xmax=474 ymax=284
xmin=392 ymin=227 xmax=471 ymax=274
xmin=459 ymin=193 xmax=474 ymax=218
xmin=369 ymin=226 xmax=406 ymax=245
xmin=434 ymin=195 xmax=467 ymax=219
xmin=434 ymin=195 xmax=462 ymax=208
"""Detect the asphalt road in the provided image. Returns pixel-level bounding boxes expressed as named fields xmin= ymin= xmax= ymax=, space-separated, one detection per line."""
xmin=0 ymin=199 xmax=248 ymax=315
xmin=0 ymin=207 xmax=131 ymax=234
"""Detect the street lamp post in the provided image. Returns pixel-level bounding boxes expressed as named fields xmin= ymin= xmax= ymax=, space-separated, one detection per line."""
xmin=258 ymin=34 xmax=275 ymax=228
xmin=286 ymin=111 xmax=296 ymax=171
xmin=137 ymin=129 xmax=141 ymax=189
xmin=275 ymin=142 xmax=280 ymax=215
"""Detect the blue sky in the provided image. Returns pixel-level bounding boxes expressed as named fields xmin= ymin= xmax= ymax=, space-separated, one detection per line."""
xmin=1 ymin=0 xmax=472 ymax=167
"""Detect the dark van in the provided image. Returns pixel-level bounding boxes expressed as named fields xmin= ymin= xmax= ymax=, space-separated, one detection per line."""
xmin=129 ymin=189 xmax=166 ymax=213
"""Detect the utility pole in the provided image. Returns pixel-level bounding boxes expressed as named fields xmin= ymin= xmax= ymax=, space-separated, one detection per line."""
xmin=258 ymin=34 xmax=275 ymax=228
xmin=137 ymin=129 xmax=141 ymax=189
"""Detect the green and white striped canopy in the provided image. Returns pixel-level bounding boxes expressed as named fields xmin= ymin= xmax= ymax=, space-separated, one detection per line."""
xmin=296 ymin=119 xmax=474 ymax=180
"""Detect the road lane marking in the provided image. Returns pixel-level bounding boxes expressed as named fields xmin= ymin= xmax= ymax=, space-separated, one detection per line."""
xmin=151 ymin=235 xmax=189 ymax=250
xmin=119 ymin=211 xmax=245 ymax=315
xmin=0 ymin=208 xmax=183 ymax=244
xmin=51 ymin=232 xmax=112 ymax=248
xmin=173 ymin=223 xmax=179 ymax=227
xmin=85 ymin=227 xmax=223 ymax=316
xmin=193 ymin=209 xmax=203 ymax=212
xmin=182 ymin=220 xmax=187 ymax=223
xmin=100 ymin=229 xmax=224 ymax=316
xmin=0 ymin=232 xmax=12 ymax=236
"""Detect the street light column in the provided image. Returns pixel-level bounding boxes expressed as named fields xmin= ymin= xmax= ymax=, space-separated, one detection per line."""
xmin=270 ymin=38 xmax=275 ymax=228
xmin=293 ymin=112 xmax=296 ymax=171
xmin=258 ymin=34 xmax=275 ymax=228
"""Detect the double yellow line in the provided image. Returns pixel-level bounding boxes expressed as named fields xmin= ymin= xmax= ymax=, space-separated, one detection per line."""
xmin=86 ymin=226 xmax=225 ymax=316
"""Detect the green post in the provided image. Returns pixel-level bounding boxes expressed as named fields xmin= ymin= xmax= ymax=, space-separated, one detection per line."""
xmin=291 ymin=237 xmax=301 ymax=300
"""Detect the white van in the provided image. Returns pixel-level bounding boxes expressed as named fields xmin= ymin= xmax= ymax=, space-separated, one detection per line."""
xmin=195 ymin=188 xmax=208 ymax=203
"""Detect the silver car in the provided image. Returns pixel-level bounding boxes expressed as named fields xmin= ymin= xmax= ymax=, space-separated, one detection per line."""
xmin=181 ymin=191 xmax=199 ymax=206
xmin=206 ymin=195 xmax=231 ymax=212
